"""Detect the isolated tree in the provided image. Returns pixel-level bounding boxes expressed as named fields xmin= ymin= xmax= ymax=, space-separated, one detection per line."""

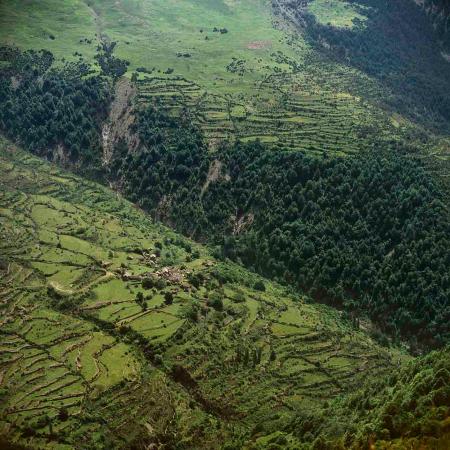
xmin=164 ymin=291 xmax=174 ymax=305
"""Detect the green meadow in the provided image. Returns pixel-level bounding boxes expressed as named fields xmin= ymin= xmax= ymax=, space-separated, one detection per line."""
xmin=308 ymin=0 xmax=370 ymax=28
xmin=0 ymin=0 xmax=401 ymax=154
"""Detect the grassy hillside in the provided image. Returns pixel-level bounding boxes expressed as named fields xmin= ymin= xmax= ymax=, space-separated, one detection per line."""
xmin=0 ymin=138 xmax=410 ymax=448
xmin=2 ymin=0 xmax=449 ymax=177
xmin=307 ymin=0 xmax=370 ymax=28
xmin=0 ymin=0 xmax=418 ymax=155
xmin=0 ymin=1 xmax=449 ymax=448
xmin=110 ymin=104 xmax=450 ymax=351
xmin=0 ymin=0 xmax=98 ymax=61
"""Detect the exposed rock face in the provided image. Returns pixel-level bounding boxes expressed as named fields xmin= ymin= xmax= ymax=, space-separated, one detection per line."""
xmin=271 ymin=0 xmax=310 ymax=29
xmin=102 ymin=77 xmax=139 ymax=165
xmin=416 ymin=0 xmax=450 ymax=46
xmin=200 ymin=159 xmax=230 ymax=197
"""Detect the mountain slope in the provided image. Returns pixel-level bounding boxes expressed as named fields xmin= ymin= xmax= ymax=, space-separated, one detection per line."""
xmin=250 ymin=346 xmax=450 ymax=449
xmin=276 ymin=0 xmax=450 ymax=129
xmin=0 ymin=0 xmax=441 ymax=155
xmin=1 ymin=0 xmax=449 ymax=177
xmin=0 ymin=138 xmax=409 ymax=449
xmin=1 ymin=42 xmax=449 ymax=352
xmin=0 ymin=1 xmax=450 ymax=448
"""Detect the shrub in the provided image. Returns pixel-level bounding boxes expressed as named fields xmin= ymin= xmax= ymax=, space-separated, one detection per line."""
xmin=254 ymin=280 xmax=266 ymax=292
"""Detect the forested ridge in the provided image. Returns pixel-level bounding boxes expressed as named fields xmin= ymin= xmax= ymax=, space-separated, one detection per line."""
xmin=0 ymin=47 xmax=449 ymax=352
xmin=112 ymin=105 xmax=450 ymax=351
xmin=0 ymin=47 xmax=110 ymax=172
xmin=2 ymin=139 xmax=448 ymax=450
xmin=275 ymin=346 xmax=450 ymax=449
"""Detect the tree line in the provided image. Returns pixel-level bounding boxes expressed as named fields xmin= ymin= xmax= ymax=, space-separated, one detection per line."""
xmin=302 ymin=0 xmax=450 ymax=132
xmin=0 ymin=47 xmax=111 ymax=171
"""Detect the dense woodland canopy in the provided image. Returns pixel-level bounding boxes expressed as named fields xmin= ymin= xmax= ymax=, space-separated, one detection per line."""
xmin=422 ymin=0 xmax=450 ymax=47
xmin=113 ymin=105 xmax=450 ymax=351
xmin=0 ymin=47 xmax=110 ymax=170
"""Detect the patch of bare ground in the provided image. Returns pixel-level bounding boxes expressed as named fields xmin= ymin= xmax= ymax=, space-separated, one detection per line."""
xmin=155 ymin=194 xmax=172 ymax=222
xmin=10 ymin=76 xmax=21 ymax=90
xmin=200 ymin=159 xmax=227 ymax=197
xmin=231 ymin=211 xmax=254 ymax=235
xmin=246 ymin=40 xmax=272 ymax=50
xmin=200 ymin=159 xmax=230 ymax=197
xmin=102 ymin=78 xmax=139 ymax=165
xmin=52 ymin=144 xmax=71 ymax=167
xmin=272 ymin=0 xmax=309 ymax=29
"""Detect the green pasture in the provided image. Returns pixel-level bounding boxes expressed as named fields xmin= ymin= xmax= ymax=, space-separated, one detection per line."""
xmin=0 ymin=0 xmax=98 ymax=61
xmin=308 ymin=0 xmax=370 ymax=29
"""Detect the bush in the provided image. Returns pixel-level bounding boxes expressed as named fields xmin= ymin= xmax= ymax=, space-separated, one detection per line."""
xmin=233 ymin=291 xmax=246 ymax=303
xmin=254 ymin=280 xmax=266 ymax=292
xmin=155 ymin=278 xmax=167 ymax=290
xmin=181 ymin=302 xmax=199 ymax=322
xmin=142 ymin=276 xmax=156 ymax=289
xmin=164 ymin=292 xmax=174 ymax=305
xmin=208 ymin=296 xmax=223 ymax=311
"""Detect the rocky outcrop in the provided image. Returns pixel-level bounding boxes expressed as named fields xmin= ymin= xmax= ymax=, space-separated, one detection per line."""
xmin=102 ymin=77 xmax=139 ymax=165
xmin=271 ymin=0 xmax=310 ymax=29
xmin=415 ymin=0 xmax=450 ymax=47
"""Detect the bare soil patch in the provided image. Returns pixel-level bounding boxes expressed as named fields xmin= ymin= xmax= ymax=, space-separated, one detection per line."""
xmin=246 ymin=40 xmax=272 ymax=50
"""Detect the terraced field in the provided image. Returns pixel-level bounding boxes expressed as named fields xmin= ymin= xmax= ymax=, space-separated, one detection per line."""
xmin=0 ymin=138 xmax=409 ymax=447
xmin=0 ymin=1 xmax=449 ymax=448
xmin=2 ymin=0 xmax=449 ymax=164
xmin=135 ymin=66 xmax=381 ymax=154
